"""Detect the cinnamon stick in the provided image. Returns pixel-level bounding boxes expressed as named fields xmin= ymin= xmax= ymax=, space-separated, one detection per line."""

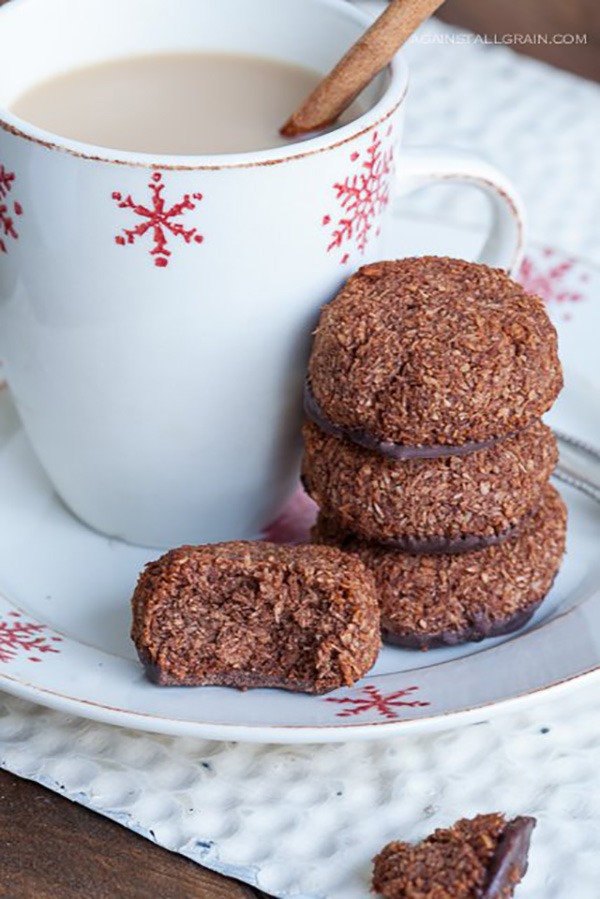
xmin=281 ymin=0 xmax=446 ymax=137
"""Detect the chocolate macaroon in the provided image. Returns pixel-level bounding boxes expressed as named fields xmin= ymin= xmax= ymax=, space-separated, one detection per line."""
xmin=307 ymin=257 xmax=562 ymax=456
xmin=372 ymin=813 xmax=536 ymax=899
xmin=131 ymin=541 xmax=380 ymax=694
xmin=302 ymin=418 xmax=557 ymax=552
xmin=314 ymin=484 xmax=566 ymax=649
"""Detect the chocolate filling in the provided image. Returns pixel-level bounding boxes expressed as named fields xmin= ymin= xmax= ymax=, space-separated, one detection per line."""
xmin=304 ymin=380 xmax=518 ymax=460
xmin=483 ymin=816 xmax=536 ymax=899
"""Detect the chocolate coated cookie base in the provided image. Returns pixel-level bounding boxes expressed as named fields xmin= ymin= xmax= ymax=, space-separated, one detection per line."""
xmin=485 ymin=817 xmax=537 ymax=899
xmin=381 ymin=600 xmax=544 ymax=650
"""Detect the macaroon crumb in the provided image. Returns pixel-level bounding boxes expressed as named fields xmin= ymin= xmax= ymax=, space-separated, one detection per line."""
xmin=372 ymin=812 xmax=536 ymax=898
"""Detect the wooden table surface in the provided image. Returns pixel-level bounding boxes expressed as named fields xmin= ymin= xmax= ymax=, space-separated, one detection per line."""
xmin=0 ymin=769 xmax=271 ymax=899
xmin=0 ymin=1 xmax=596 ymax=896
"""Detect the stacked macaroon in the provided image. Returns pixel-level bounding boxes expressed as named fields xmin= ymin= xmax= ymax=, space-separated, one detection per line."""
xmin=302 ymin=256 xmax=567 ymax=649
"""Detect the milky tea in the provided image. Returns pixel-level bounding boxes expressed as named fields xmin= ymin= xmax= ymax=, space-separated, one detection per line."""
xmin=11 ymin=52 xmax=363 ymax=154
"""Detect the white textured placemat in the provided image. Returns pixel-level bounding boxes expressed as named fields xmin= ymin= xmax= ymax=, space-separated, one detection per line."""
xmin=2 ymin=6 xmax=600 ymax=898
xmin=2 ymin=686 xmax=600 ymax=898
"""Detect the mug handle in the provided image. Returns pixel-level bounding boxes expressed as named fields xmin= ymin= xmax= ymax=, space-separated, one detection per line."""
xmin=395 ymin=147 xmax=526 ymax=274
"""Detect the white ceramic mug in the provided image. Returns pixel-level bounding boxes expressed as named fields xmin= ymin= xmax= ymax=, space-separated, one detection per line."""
xmin=0 ymin=0 xmax=525 ymax=548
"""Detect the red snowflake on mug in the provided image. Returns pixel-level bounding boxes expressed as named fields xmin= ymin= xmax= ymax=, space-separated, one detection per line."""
xmin=0 ymin=611 xmax=62 ymax=664
xmin=323 ymin=128 xmax=394 ymax=264
xmin=0 ymin=163 xmax=23 ymax=255
xmin=324 ymin=684 xmax=429 ymax=720
xmin=112 ymin=171 xmax=204 ymax=268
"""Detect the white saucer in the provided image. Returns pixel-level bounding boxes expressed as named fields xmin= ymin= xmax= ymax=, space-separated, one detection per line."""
xmin=1 ymin=226 xmax=599 ymax=743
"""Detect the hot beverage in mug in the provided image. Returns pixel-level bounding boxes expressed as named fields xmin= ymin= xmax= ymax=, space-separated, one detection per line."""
xmin=0 ymin=0 xmax=523 ymax=548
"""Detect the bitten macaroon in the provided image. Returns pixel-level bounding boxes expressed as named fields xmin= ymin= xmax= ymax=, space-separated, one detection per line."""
xmin=131 ymin=541 xmax=380 ymax=694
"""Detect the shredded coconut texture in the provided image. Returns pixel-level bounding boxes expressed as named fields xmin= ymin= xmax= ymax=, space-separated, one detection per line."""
xmin=314 ymin=484 xmax=566 ymax=649
xmin=131 ymin=541 xmax=380 ymax=694
xmin=308 ymin=257 xmax=562 ymax=446
xmin=302 ymin=419 xmax=557 ymax=544
xmin=372 ymin=812 xmax=536 ymax=899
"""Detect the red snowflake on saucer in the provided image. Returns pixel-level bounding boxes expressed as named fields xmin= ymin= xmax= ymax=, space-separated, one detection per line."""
xmin=517 ymin=249 xmax=587 ymax=321
xmin=324 ymin=684 xmax=429 ymax=720
xmin=323 ymin=128 xmax=394 ymax=264
xmin=0 ymin=163 xmax=23 ymax=255
xmin=0 ymin=611 xmax=62 ymax=664
xmin=112 ymin=171 xmax=204 ymax=268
